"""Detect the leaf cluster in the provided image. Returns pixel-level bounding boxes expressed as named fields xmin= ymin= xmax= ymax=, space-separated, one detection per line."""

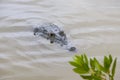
xmin=69 ymin=54 xmax=117 ymax=80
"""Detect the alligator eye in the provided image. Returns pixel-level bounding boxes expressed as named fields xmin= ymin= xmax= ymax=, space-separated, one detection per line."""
xmin=50 ymin=33 xmax=55 ymax=37
xmin=49 ymin=33 xmax=55 ymax=44
xmin=59 ymin=31 xmax=65 ymax=36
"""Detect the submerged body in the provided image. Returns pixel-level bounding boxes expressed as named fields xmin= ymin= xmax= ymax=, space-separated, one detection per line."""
xmin=33 ymin=23 xmax=76 ymax=51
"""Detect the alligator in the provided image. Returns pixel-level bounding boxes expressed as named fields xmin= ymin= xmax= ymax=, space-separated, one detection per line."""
xmin=33 ymin=23 xmax=76 ymax=51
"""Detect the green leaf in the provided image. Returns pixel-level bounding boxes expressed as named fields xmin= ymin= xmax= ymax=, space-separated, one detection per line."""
xmin=80 ymin=75 xmax=92 ymax=79
xmin=94 ymin=58 xmax=104 ymax=71
xmin=75 ymin=55 xmax=89 ymax=70
xmin=84 ymin=54 xmax=88 ymax=65
xmin=109 ymin=54 xmax=113 ymax=63
xmin=69 ymin=61 xmax=80 ymax=68
xmin=104 ymin=56 xmax=110 ymax=72
xmin=73 ymin=68 xmax=89 ymax=74
xmin=73 ymin=55 xmax=80 ymax=64
xmin=82 ymin=54 xmax=90 ymax=72
xmin=74 ymin=55 xmax=84 ymax=66
xmin=104 ymin=55 xmax=113 ymax=73
xmin=112 ymin=58 xmax=117 ymax=77
xmin=83 ymin=63 xmax=90 ymax=72
xmin=93 ymin=75 xmax=102 ymax=80
xmin=90 ymin=58 xmax=95 ymax=69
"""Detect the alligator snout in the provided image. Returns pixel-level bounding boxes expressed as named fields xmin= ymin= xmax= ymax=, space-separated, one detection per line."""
xmin=69 ymin=47 xmax=76 ymax=51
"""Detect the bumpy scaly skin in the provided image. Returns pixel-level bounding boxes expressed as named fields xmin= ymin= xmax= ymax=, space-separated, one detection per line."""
xmin=33 ymin=23 xmax=76 ymax=51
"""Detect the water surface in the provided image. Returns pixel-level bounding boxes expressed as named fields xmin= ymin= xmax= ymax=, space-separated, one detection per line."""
xmin=0 ymin=0 xmax=120 ymax=80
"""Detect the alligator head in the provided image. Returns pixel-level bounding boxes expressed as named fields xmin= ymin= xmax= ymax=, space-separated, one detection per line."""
xmin=33 ymin=23 xmax=76 ymax=51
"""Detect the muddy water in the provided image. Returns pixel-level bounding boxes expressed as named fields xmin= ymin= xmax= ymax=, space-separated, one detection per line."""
xmin=0 ymin=0 xmax=120 ymax=80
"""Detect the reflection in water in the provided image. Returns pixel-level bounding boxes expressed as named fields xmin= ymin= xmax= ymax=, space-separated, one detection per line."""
xmin=0 ymin=0 xmax=120 ymax=80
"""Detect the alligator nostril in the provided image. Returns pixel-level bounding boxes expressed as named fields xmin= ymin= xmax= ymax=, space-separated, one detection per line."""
xmin=34 ymin=32 xmax=36 ymax=35
xmin=69 ymin=47 xmax=76 ymax=51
